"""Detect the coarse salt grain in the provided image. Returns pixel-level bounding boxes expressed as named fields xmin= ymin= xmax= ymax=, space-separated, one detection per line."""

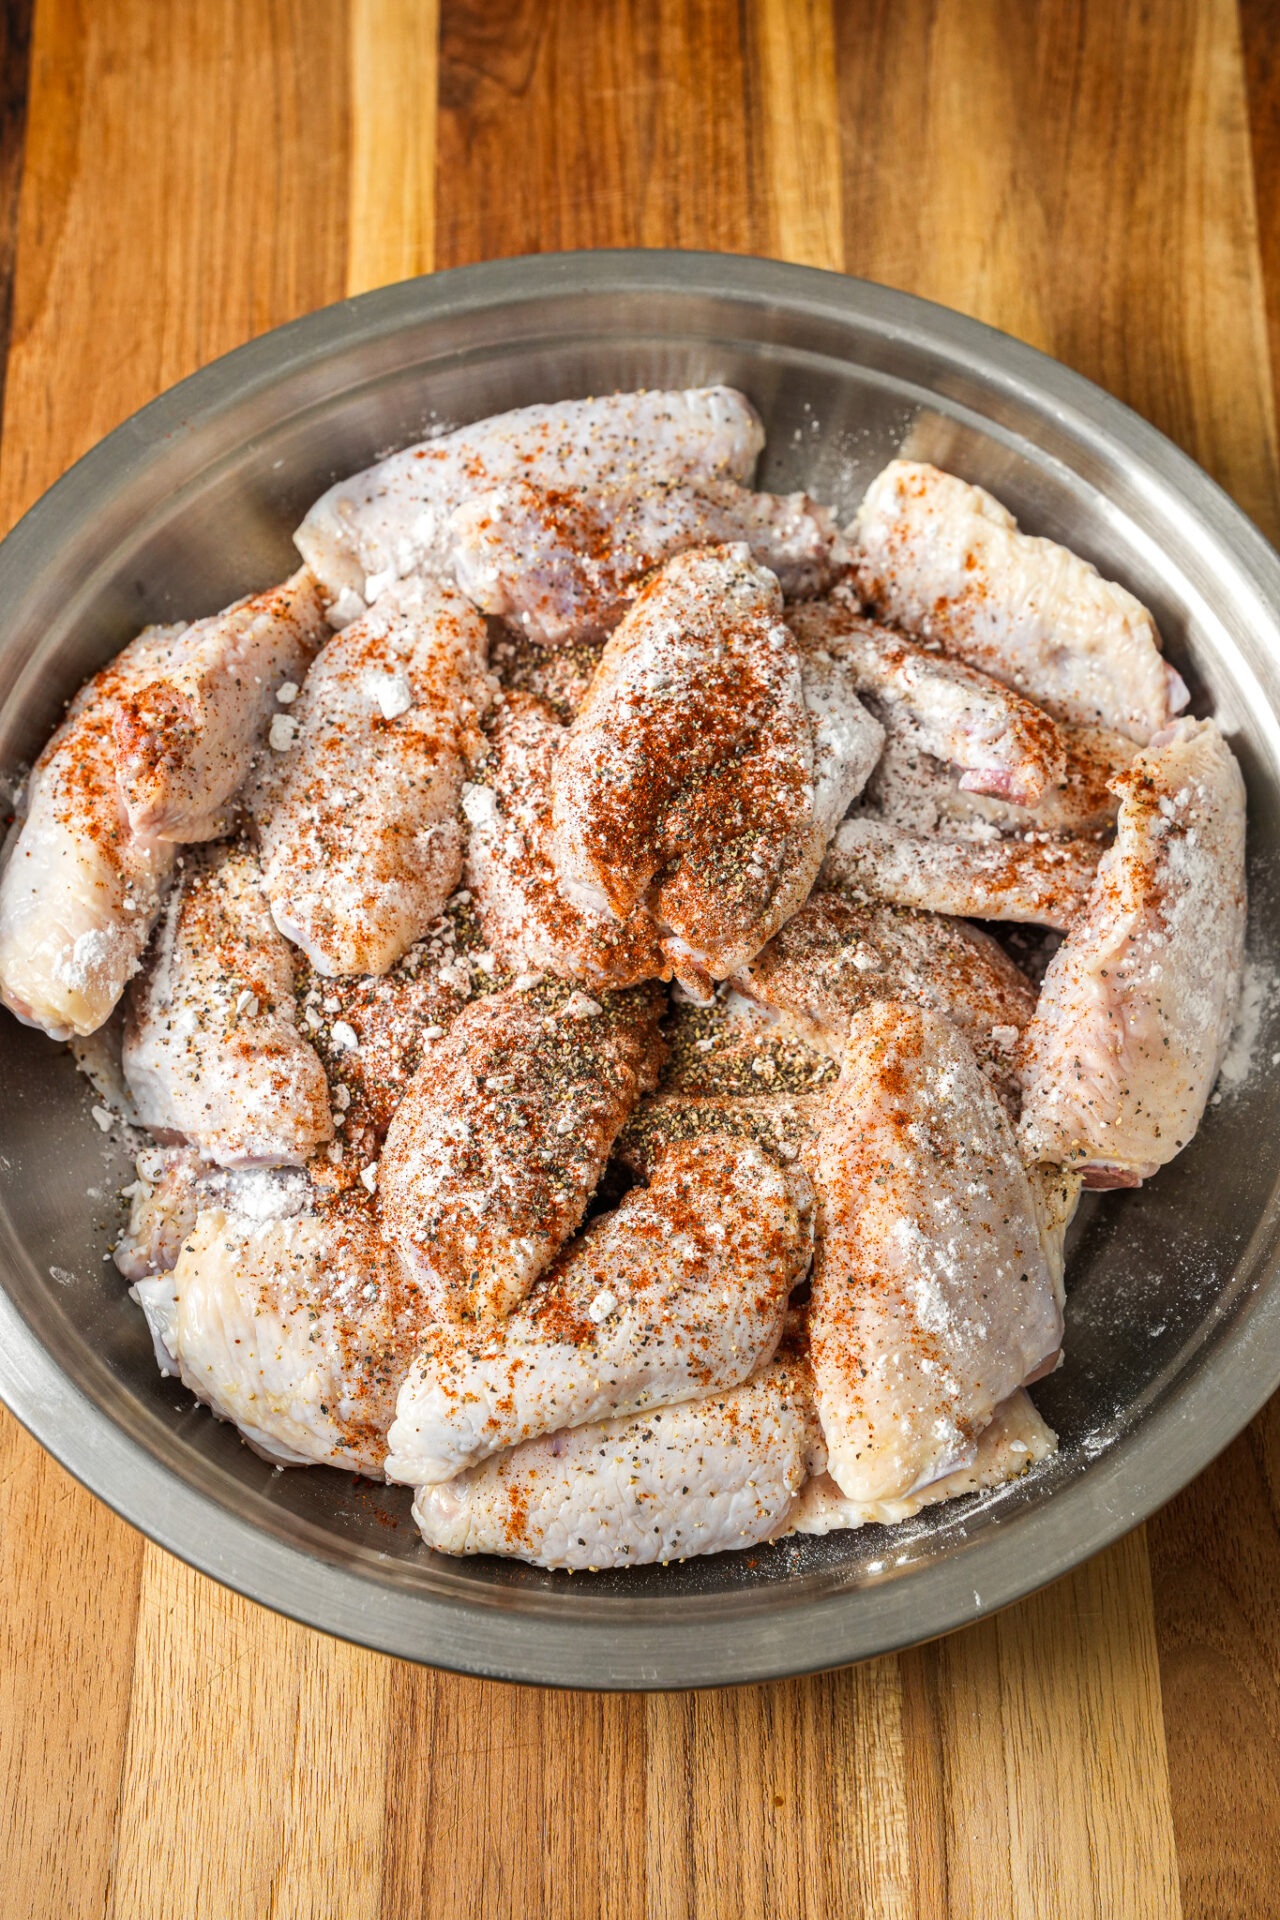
xmin=331 ymin=1021 xmax=359 ymax=1051
xmin=587 ymin=1291 xmax=617 ymax=1323
xmin=90 ymin=1105 xmax=113 ymax=1133
xmin=269 ymin=713 xmax=298 ymax=751
xmin=275 ymin=681 xmax=299 ymax=705
xmin=234 ymin=989 xmax=259 ymax=1019
xmin=564 ymin=991 xmax=602 ymax=1018
xmin=360 ymin=1164 xmax=378 ymax=1193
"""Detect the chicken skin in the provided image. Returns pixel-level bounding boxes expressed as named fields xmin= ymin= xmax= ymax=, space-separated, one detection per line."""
xmin=850 ymin=461 xmax=1187 ymax=740
xmin=825 ymin=814 xmax=1101 ymax=930
xmin=448 ymin=476 xmax=840 ymax=645
xmin=788 ymin=595 xmax=1067 ymax=804
xmin=0 ymin=624 xmax=184 ymax=1038
xmin=865 ymin=722 xmax=1132 ymax=840
xmin=134 ymin=1186 xmax=426 ymax=1473
xmin=732 ymin=888 xmax=1035 ymax=1111
xmin=250 ymin=574 xmax=490 ymax=976
xmin=385 ymin=1135 xmax=804 ymax=1486
xmin=810 ymin=1001 xmax=1062 ymax=1503
xmin=410 ymin=1354 xmax=820 ymax=1569
xmin=295 ymin=386 xmax=766 ymax=612
xmin=787 ymin=1387 xmax=1056 ymax=1533
xmin=550 ymin=544 xmax=881 ymax=991
xmin=463 ymin=692 xmax=667 ymax=989
xmin=378 ymin=982 xmax=665 ymax=1322
xmin=1019 ymin=717 xmax=1246 ymax=1185
xmin=113 ymin=567 xmax=327 ymax=841
xmin=122 ymin=845 xmax=332 ymax=1167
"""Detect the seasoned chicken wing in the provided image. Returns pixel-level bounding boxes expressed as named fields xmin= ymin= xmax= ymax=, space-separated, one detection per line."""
xmin=550 ymin=545 xmax=882 ymax=990
xmin=865 ymin=723 xmax=1132 ymax=840
xmin=1019 ymin=717 xmax=1246 ymax=1185
xmin=810 ymin=1001 xmax=1062 ymax=1503
xmin=0 ymin=625 xmax=184 ymax=1038
xmin=295 ymin=386 xmax=765 ymax=611
xmin=788 ymin=596 xmax=1066 ymax=803
xmin=825 ymin=814 xmax=1101 ymax=929
xmin=378 ymin=982 xmax=665 ymax=1322
xmin=463 ymin=692 xmax=667 ymax=989
xmin=249 ymin=575 xmax=490 ymax=976
xmin=135 ymin=1186 xmax=427 ymax=1473
xmin=122 ymin=845 xmax=332 ymax=1167
xmin=410 ymin=1354 xmax=820 ymax=1569
xmin=850 ymin=461 xmax=1187 ymax=740
xmin=787 ymin=1387 xmax=1056 ymax=1534
xmin=386 ymin=1134 xmax=804 ymax=1486
xmin=113 ymin=568 xmax=327 ymax=841
xmin=448 ymin=476 xmax=840 ymax=645
xmin=732 ymin=888 xmax=1035 ymax=1110
xmin=113 ymin=1145 xmax=204 ymax=1282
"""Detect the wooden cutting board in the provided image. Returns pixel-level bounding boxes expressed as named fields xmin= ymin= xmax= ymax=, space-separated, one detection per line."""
xmin=1 ymin=3 xmax=1277 ymax=1913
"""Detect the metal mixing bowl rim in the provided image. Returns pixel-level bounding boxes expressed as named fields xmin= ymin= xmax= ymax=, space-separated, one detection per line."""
xmin=2 ymin=248 xmax=1278 ymax=1690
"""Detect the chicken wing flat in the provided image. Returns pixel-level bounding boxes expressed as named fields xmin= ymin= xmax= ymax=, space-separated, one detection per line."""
xmin=788 ymin=595 xmax=1066 ymax=803
xmin=1019 ymin=717 xmax=1246 ymax=1185
xmin=732 ymin=888 xmax=1035 ymax=1110
xmin=135 ymin=1188 xmax=427 ymax=1474
xmin=113 ymin=567 xmax=327 ymax=841
xmin=410 ymin=1354 xmax=820 ymax=1569
xmin=386 ymin=1134 xmax=803 ymax=1486
xmin=0 ymin=625 xmax=184 ymax=1038
xmin=250 ymin=575 xmax=490 ymax=976
xmin=464 ymin=692 xmax=667 ymax=989
xmin=448 ymin=476 xmax=840 ymax=645
xmin=810 ymin=1001 xmax=1062 ymax=1503
xmin=377 ymin=981 xmax=665 ymax=1322
xmin=825 ymin=814 xmax=1101 ymax=929
xmin=122 ymin=845 xmax=332 ymax=1167
xmin=550 ymin=544 xmax=881 ymax=989
xmin=851 ymin=461 xmax=1188 ymax=740
xmin=295 ymin=386 xmax=765 ymax=611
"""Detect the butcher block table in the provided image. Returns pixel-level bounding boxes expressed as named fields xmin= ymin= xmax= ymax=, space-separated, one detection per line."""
xmin=1 ymin=3 xmax=1277 ymax=1915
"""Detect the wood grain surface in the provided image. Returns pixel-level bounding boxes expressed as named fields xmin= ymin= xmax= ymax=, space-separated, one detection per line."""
xmin=0 ymin=3 xmax=1275 ymax=1915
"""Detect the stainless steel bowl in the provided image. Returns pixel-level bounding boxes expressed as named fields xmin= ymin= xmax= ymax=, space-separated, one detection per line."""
xmin=3 ymin=252 xmax=1279 ymax=1690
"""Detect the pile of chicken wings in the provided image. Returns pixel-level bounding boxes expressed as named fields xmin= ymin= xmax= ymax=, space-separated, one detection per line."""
xmin=0 ymin=387 xmax=1246 ymax=1570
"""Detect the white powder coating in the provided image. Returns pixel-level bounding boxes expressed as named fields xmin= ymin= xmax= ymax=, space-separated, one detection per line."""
xmin=850 ymin=461 xmax=1188 ymax=741
xmin=121 ymin=845 xmax=333 ymax=1168
xmin=248 ymin=574 xmax=491 ymax=977
xmin=1019 ymin=718 xmax=1247 ymax=1182
xmin=1215 ymin=956 xmax=1276 ymax=1092
xmin=294 ymin=386 xmax=767 ymax=604
xmin=810 ymin=1000 xmax=1061 ymax=1504
xmin=410 ymin=1356 xmax=821 ymax=1570
xmin=385 ymin=1135 xmax=804 ymax=1487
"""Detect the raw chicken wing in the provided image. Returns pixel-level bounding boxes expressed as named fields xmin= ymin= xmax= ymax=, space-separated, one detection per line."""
xmin=378 ymin=982 xmax=665 ymax=1321
xmin=850 ymin=461 xmax=1187 ymax=740
xmin=463 ymin=692 xmax=667 ymax=989
xmin=410 ymin=1355 xmax=820 ymax=1569
xmin=788 ymin=596 xmax=1066 ymax=803
xmin=122 ymin=845 xmax=332 ymax=1167
xmin=449 ymin=476 xmax=839 ymax=645
xmin=295 ymin=386 xmax=765 ymax=611
xmin=0 ymin=625 xmax=184 ymax=1038
xmin=135 ymin=1186 xmax=427 ymax=1473
xmin=113 ymin=568 xmax=327 ymax=840
xmin=788 ymin=1387 xmax=1056 ymax=1533
xmin=1019 ymin=717 xmax=1246 ymax=1184
xmin=826 ymin=814 xmax=1101 ymax=929
xmin=550 ymin=545 xmax=882 ymax=989
xmin=386 ymin=1134 xmax=804 ymax=1485
xmin=250 ymin=575 xmax=490 ymax=975
xmin=810 ymin=1001 xmax=1062 ymax=1503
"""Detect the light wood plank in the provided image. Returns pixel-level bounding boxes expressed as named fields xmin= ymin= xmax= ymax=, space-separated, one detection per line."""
xmin=347 ymin=0 xmax=438 ymax=295
xmin=108 ymin=1553 xmax=391 ymax=1920
xmin=751 ymin=0 xmax=843 ymax=271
